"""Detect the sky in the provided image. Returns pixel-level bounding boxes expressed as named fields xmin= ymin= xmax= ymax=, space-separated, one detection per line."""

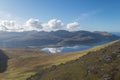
xmin=0 ymin=0 xmax=120 ymax=32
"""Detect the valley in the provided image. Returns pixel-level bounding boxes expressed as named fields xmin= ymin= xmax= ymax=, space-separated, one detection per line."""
xmin=0 ymin=40 xmax=115 ymax=80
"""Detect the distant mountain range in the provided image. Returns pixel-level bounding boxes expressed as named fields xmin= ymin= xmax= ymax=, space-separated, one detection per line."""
xmin=112 ymin=32 xmax=120 ymax=36
xmin=0 ymin=30 xmax=119 ymax=47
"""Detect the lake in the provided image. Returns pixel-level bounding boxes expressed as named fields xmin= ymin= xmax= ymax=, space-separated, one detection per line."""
xmin=41 ymin=45 xmax=91 ymax=53
xmin=41 ymin=41 xmax=109 ymax=53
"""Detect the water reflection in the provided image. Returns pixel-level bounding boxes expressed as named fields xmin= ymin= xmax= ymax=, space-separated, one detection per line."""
xmin=41 ymin=45 xmax=91 ymax=53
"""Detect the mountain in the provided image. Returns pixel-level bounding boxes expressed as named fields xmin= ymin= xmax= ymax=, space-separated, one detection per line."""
xmin=0 ymin=30 xmax=119 ymax=47
xmin=27 ymin=40 xmax=120 ymax=80
xmin=112 ymin=32 xmax=120 ymax=37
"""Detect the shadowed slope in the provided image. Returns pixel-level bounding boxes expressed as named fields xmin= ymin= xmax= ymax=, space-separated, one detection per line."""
xmin=0 ymin=50 xmax=9 ymax=73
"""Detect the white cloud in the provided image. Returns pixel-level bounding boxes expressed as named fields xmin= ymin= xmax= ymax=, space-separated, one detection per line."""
xmin=48 ymin=19 xmax=64 ymax=29
xmin=23 ymin=18 xmax=43 ymax=31
xmin=42 ymin=19 xmax=64 ymax=31
xmin=0 ymin=20 xmax=22 ymax=31
xmin=0 ymin=18 xmax=80 ymax=32
xmin=67 ymin=22 xmax=80 ymax=29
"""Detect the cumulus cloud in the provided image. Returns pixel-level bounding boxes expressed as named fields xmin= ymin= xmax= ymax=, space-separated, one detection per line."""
xmin=0 ymin=18 xmax=80 ymax=32
xmin=47 ymin=19 xmax=64 ymax=29
xmin=23 ymin=18 xmax=43 ymax=31
xmin=67 ymin=22 xmax=80 ymax=29
xmin=0 ymin=20 xmax=22 ymax=31
xmin=42 ymin=19 xmax=64 ymax=31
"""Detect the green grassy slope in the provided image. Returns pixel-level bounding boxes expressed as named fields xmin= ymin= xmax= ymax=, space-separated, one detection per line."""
xmin=27 ymin=40 xmax=120 ymax=80
xmin=0 ymin=40 xmax=117 ymax=80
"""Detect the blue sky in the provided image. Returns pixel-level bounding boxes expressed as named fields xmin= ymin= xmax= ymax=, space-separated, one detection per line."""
xmin=0 ymin=0 xmax=120 ymax=32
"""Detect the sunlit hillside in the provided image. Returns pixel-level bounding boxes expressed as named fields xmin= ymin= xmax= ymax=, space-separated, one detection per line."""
xmin=27 ymin=40 xmax=120 ymax=80
xmin=0 ymin=40 xmax=116 ymax=80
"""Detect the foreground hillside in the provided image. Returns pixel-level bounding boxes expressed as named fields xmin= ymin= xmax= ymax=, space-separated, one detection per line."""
xmin=0 ymin=30 xmax=119 ymax=46
xmin=27 ymin=40 xmax=120 ymax=80
xmin=0 ymin=41 xmax=114 ymax=80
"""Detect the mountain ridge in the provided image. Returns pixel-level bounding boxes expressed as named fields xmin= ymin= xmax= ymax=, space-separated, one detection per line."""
xmin=0 ymin=30 xmax=119 ymax=47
